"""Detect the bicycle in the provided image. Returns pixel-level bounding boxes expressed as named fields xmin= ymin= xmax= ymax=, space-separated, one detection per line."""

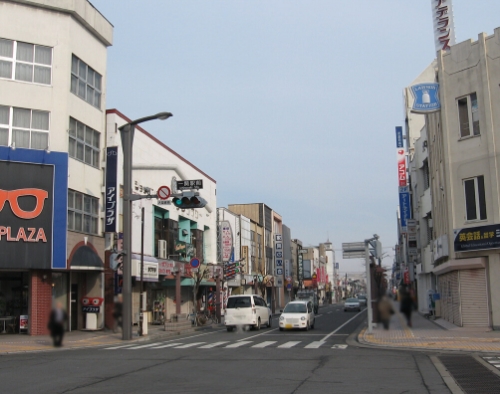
xmin=195 ymin=309 xmax=218 ymax=326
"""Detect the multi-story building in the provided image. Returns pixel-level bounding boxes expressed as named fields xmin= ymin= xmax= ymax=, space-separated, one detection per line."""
xmin=105 ymin=109 xmax=217 ymax=323
xmin=403 ymin=62 xmax=437 ymax=314
xmin=427 ymin=28 xmax=500 ymax=328
xmin=0 ymin=0 xmax=112 ymax=335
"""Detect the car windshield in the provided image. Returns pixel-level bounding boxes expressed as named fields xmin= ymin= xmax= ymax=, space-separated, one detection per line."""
xmin=226 ymin=297 xmax=251 ymax=308
xmin=283 ymin=303 xmax=307 ymax=313
xmin=346 ymin=298 xmax=358 ymax=303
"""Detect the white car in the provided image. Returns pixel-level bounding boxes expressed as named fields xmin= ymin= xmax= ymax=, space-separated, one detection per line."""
xmin=224 ymin=294 xmax=272 ymax=332
xmin=279 ymin=300 xmax=315 ymax=331
xmin=344 ymin=298 xmax=361 ymax=312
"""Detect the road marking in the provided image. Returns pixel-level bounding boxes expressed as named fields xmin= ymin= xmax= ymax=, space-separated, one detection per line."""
xmin=149 ymin=343 xmax=183 ymax=349
xmin=174 ymin=342 xmax=206 ymax=348
xmin=198 ymin=341 xmax=229 ymax=349
xmin=126 ymin=342 xmax=163 ymax=349
xmin=277 ymin=341 xmax=301 ymax=348
xmin=304 ymin=341 xmax=325 ymax=349
xmin=327 ymin=311 xmax=333 ymax=314
xmin=237 ymin=328 xmax=278 ymax=341
xmin=104 ymin=344 xmax=136 ymax=350
xmin=321 ymin=308 xmax=366 ymax=342
xmin=226 ymin=341 xmax=253 ymax=348
xmin=332 ymin=344 xmax=348 ymax=349
xmin=252 ymin=341 xmax=276 ymax=348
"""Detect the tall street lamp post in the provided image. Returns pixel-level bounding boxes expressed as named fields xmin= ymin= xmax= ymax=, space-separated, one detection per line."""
xmin=119 ymin=112 xmax=172 ymax=340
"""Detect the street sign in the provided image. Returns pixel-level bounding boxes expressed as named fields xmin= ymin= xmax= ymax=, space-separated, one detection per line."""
xmin=157 ymin=185 xmax=171 ymax=200
xmin=190 ymin=258 xmax=200 ymax=268
xmin=286 ymin=276 xmax=292 ymax=282
xmin=177 ymin=179 xmax=203 ymax=190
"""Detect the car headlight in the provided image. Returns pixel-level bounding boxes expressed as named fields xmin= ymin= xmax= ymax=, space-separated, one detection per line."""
xmin=279 ymin=316 xmax=284 ymax=321
xmin=300 ymin=316 xmax=306 ymax=321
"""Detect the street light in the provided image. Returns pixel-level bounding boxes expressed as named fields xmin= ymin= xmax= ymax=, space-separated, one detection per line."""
xmin=119 ymin=111 xmax=172 ymax=340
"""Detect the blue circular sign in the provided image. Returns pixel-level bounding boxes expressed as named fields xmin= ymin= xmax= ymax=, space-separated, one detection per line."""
xmin=190 ymin=258 xmax=200 ymax=268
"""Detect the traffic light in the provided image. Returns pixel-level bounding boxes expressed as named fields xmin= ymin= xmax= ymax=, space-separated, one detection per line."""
xmin=172 ymin=192 xmax=207 ymax=209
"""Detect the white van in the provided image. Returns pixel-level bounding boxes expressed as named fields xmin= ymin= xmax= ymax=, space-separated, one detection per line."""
xmin=224 ymin=294 xmax=272 ymax=332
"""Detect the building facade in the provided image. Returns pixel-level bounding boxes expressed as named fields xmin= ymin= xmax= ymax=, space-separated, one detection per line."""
xmin=0 ymin=0 xmax=113 ymax=335
xmin=427 ymin=28 xmax=500 ymax=328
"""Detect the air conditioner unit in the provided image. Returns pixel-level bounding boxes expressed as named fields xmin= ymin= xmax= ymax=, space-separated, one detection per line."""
xmin=158 ymin=240 xmax=167 ymax=259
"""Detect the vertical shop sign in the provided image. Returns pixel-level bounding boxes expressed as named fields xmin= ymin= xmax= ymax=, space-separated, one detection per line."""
xmin=220 ymin=221 xmax=233 ymax=262
xmin=275 ymin=234 xmax=283 ymax=277
xmin=105 ymin=147 xmax=118 ymax=233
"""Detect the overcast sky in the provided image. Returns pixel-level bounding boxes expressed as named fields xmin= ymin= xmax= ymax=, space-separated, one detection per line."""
xmin=90 ymin=0 xmax=500 ymax=273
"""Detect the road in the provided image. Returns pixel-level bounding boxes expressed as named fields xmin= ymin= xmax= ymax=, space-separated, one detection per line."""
xmin=0 ymin=304 xmax=450 ymax=393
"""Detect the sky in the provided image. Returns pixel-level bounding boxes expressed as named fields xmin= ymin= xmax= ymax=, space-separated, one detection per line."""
xmin=90 ymin=0 xmax=500 ymax=273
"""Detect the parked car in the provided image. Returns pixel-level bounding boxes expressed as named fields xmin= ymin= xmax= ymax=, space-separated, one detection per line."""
xmin=344 ymin=298 xmax=361 ymax=312
xmin=279 ymin=300 xmax=315 ymax=331
xmin=357 ymin=294 xmax=367 ymax=306
xmin=296 ymin=290 xmax=319 ymax=314
xmin=224 ymin=294 xmax=272 ymax=332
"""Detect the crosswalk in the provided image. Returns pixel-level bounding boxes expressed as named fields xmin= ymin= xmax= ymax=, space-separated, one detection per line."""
xmin=482 ymin=356 xmax=500 ymax=369
xmin=103 ymin=340 xmax=348 ymax=351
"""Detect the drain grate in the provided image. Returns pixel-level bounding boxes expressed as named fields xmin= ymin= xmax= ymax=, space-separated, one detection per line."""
xmin=439 ymin=355 xmax=500 ymax=393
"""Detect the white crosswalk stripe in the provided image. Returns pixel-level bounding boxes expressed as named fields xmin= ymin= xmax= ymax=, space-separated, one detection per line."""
xmin=277 ymin=341 xmax=301 ymax=348
xmin=104 ymin=340 xmax=348 ymax=350
xmin=225 ymin=341 xmax=253 ymax=348
xmin=198 ymin=341 xmax=229 ymax=349
xmin=150 ymin=343 xmax=183 ymax=349
xmin=126 ymin=342 xmax=163 ymax=349
xmin=251 ymin=341 xmax=276 ymax=348
xmin=174 ymin=342 xmax=206 ymax=348
xmin=304 ymin=341 xmax=325 ymax=349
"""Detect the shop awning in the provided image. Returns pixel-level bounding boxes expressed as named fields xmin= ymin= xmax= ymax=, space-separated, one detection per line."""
xmin=161 ymin=278 xmax=215 ymax=287
xmin=70 ymin=245 xmax=104 ymax=270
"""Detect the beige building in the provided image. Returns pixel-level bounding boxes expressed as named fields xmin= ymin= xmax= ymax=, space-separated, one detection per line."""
xmin=427 ymin=28 xmax=500 ymax=328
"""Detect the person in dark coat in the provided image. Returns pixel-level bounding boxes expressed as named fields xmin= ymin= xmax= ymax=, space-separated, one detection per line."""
xmin=48 ymin=302 xmax=68 ymax=347
xmin=113 ymin=294 xmax=123 ymax=333
xmin=399 ymin=286 xmax=414 ymax=327
xmin=378 ymin=295 xmax=395 ymax=330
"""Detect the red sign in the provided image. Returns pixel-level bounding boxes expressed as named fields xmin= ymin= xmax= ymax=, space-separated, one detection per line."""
xmin=403 ymin=268 xmax=410 ymax=284
xmin=397 ymin=149 xmax=407 ymax=187
xmin=157 ymin=185 xmax=171 ymax=200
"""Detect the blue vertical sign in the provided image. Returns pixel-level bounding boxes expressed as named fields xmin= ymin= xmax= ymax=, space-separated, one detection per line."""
xmin=105 ymin=147 xmax=118 ymax=233
xmin=399 ymin=186 xmax=411 ymax=230
xmin=395 ymin=126 xmax=403 ymax=148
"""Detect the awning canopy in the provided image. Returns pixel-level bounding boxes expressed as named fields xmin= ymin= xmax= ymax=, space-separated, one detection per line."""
xmin=70 ymin=245 xmax=104 ymax=270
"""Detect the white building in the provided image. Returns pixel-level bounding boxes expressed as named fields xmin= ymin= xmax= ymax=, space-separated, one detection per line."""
xmin=427 ymin=28 xmax=500 ymax=328
xmin=0 ymin=0 xmax=112 ymax=334
xmin=106 ymin=109 xmax=217 ymax=320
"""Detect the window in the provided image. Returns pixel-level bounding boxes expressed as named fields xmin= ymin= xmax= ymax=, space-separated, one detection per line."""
xmin=458 ymin=93 xmax=480 ymax=137
xmin=425 ymin=215 xmax=433 ymax=245
xmin=68 ymin=190 xmax=99 ymax=234
xmin=0 ymin=38 xmax=52 ymax=84
xmin=464 ymin=176 xmax=486 ymax=221
xmin=0 ymin=105 xmax=49 ymax=149
xmin=70 ymin=55 xmax=102 ymax=109
xmin=68 ymin=117 xmax=100 ymax=167
xmin=422 ymin=159 xmax=430 ymax=190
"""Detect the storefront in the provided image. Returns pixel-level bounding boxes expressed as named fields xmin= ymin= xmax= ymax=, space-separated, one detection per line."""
xmin=0 ymin=146 xmax=68 ymax=335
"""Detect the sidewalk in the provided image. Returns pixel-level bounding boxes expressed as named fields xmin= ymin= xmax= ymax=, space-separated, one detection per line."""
xmin=0 ymin=322 xmax=215 ymax=355
xmin=358 ymin=300 xmax=500 ymax=353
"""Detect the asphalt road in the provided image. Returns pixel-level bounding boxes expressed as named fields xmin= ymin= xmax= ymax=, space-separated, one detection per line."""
xmin=0 ymin=304 xmax=450 ymax=394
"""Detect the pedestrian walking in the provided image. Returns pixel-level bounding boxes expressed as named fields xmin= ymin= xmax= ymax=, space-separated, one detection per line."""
xmin=113 ymin=294 xmax=123 ymax=333
xmin=378 ymin=295 xmax=394 ymax=330
xmin=399 ymin=286 xmax=414 ymax=327
xmin=48 ymin=301 xmax=68 ymax=347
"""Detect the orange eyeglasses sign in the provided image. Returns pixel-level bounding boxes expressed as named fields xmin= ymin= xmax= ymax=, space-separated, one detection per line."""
xmin=0 ymin=189 xmax=48 ymax=219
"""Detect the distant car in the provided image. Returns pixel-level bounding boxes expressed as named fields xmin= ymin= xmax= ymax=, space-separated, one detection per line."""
xmin=224 ymin=294 xmax=272 ymax=332
xmin=296 ymin=290 xmax=319 ymax=314
xmin=357 ymin=295 xmax=367 ymax=306
xmin=279 ymin=300 xmax=315 ymax=331
xmin=344 ymin=298 xmax=361 ymax=312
